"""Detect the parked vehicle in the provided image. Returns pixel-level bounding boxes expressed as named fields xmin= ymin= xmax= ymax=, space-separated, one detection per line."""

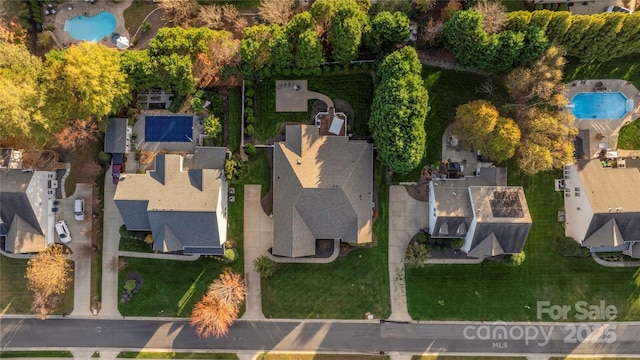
xmin=606 ymin=5 xmax=632 ymax=13
xmin=74 ymin=198 xmax=85 ymax=221
xmin=55 ymin=220 xmax=72 ymax=243
xmin=112 ymin=153 xmax=126 ymax=185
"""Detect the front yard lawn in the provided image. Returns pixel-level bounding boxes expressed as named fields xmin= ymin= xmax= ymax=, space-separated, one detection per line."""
xmin=261 ymin=163 xmax=390 ymax=319
xmin=405 ymin=170 xmax=640 ymax=321
xmin=254 ymin=73 xmax=374 ymax=142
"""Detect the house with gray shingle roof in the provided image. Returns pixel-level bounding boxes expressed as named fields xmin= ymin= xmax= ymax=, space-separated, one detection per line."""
xmin=562 ymin=158 xmax=640 ymax=258
xmin=114 ymin=148 xmax=228 ymax=255
xmin=272 ymin=125 xmax=373 ymax=257
xmin=0 ymin=167 xmax=58 ymax=253
xmin=428 ymin=167 xmax=532 ymax=258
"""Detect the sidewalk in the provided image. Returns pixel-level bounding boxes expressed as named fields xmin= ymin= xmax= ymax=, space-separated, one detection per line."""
xmin=241 ymin=185 xmax=273 ymax=320
xmin=99 ymin=168 xmax=123 ymax=318
xmin=388 ymin=186 xmax=429 ymax=322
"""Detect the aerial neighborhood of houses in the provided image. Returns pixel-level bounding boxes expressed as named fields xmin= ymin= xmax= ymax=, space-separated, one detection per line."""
xmin=2 ymin=0 xmax=640 ymax=355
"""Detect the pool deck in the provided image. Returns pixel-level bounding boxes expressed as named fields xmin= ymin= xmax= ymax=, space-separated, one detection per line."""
xmin=50 ymin=0 xmax=132 ymax=48
xmin=564 ymin=79 xmax=640 ymax=158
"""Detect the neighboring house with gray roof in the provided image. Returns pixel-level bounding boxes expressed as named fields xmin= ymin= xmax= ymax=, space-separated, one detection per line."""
xmin=114 ymin=149 xmax=229 ymax=255
xmin=561 ymin=158 xmax=640 ymax=258
xmin=428 ymin=167 xmax=532 ymax=258
xmin=104 ymin=118 xmax=129 ymax=154
xmin=272 ymin=125 xmax=373 ymax=257
xmin=0 ymin=167 xmax=58 ymax=253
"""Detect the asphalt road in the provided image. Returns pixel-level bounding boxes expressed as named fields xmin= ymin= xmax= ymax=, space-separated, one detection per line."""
xmin=2 ymin=318 xmax=640 ymax=356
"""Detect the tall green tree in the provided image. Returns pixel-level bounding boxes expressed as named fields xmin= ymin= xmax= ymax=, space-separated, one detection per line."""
xmin=370 ymin=47 xmax=429 ymax=174
xmin=240 ymin=24 xmax=277 ymax=74
xmin=368 ymin=11 xmax=410 ymax=52
xmin=327 ymin=0 xmax=369 ymax=64
xmin=0 ymin=42 xmax=48 ymax=144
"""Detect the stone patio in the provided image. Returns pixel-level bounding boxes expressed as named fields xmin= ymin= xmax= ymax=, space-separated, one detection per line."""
xmin=275 ymin=80 xmax=334 ymax=112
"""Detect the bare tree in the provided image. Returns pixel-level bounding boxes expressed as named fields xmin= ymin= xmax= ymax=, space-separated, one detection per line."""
xmin=207 ymin=269 xmax=246 ymax=307
xmin=25 ymin=244 xmax=73 ymax=318
xmin=197 ymin=5 xmax=223 ymax=29
xmin=473 ymin=0 xmax=507 ymax=35
xmin=155 ymin=0 xmax=196 ymax=26
xmin=191 ymin=294 xmax=238 ymax=338
xmin=258 ymin=0 xmax=295 ymax=26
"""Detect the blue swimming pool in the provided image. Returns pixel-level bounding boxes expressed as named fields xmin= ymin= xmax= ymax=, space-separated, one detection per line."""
xmin=571 ymin=92 xmax=628 ymax=119
xmin=145 ymin=116 xmax=194 ymax=142
xmin=64 ymin=11 xmax=116 ymax=42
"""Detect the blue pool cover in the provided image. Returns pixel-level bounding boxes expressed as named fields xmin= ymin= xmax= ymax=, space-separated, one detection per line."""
xmin=145 ymin=116 xmax=194 ymax=142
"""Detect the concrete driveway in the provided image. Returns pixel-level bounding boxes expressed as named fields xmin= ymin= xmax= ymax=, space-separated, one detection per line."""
xmin=55 ymin=183 xmax=93 ymax=317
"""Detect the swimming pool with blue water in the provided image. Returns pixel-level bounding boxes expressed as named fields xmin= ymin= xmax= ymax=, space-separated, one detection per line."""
xmin=145 ymin=116 xmax=194 ymax=142
xmin=571 ymin=92 xmax=628 ymax=119
xmin=64 ymin=11 xmax=116 ymax=42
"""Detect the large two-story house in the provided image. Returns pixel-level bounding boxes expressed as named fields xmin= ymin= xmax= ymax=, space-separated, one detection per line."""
xmin=428 ymin=167 xmax=532 ymax=258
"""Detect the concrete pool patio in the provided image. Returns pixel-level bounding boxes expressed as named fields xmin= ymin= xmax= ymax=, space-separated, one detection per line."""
xmin=565 ymin=79 xmax=640 ymax=158
xmin=50 ymin=0 xmax=132 ymax=47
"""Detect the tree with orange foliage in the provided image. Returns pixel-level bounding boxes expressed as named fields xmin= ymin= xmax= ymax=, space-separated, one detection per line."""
xmin=25 ymin=244 xmax=73 ymax=319
xmin=191 ymin=269 xmax=246 ymax=338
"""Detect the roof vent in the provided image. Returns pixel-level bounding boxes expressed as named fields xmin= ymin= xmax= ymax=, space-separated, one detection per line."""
xmin=296 ymin=159 xmax=301 ymax=165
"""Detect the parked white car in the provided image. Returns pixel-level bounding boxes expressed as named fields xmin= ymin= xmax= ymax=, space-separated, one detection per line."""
xmin=74 ymin=198 xmax=85 ymax=221
xmin=55 ymin=220 xmax=72 ymax=243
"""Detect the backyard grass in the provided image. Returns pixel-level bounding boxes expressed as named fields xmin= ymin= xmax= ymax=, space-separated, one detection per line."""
xmin=564 ymin=56 xmax=640 ymax=89
xmin=261 ymin=162 xmax=390 ymax=319
xmin=405 ymin=170 xmax=640 ymax=321
xmin=0 ymin=351 xmax=73 ymax=358
xmin=117 ymin=352 xmax=237 ymax=359
xmin=123 ymin=0 xmax=158 ymax=36
xmin=392 ymin=67 xmax=509 ymax=182
xmin=413 ymin=357 xmax=526 ymax=360
xmin=254 ymin=73 xmax=374 ymax=142
xmin=228 ymin=86 xmax=242 ymax=153
xmin=119 ymin=236 xmax=154 ymax=252
xmin=618 ymin=118 xmax=640 ymax=150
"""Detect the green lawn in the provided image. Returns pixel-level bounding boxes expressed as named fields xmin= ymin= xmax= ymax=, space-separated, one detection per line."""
xmin=0 ymin=255 xmax=73 ymax=315
xmin=261 ymin=163 xmax=390 ymax=319
xmin=118 ymin=256 xmax=239 ymax=317
xmin=0 ymin=351 xmax=73 ymax=358
xmin=228 ymin=86 xmax=242 ymax=153
xmin=119 ymin=236 xmax=154 ymax=253
xmin=618 ymin=118 xmax=640 ymax=150
xmin=258 ymin=355 xmax=389 ymax=360
xmin=254 ymin=73 xmax=374 ymax=142
xmin=117 ymin=352 xmax=237 ymax=359
xmin=564 ymin=56 xmax=640 ymax=89
xmin=405 ymin=170 xmax=640 ymax=321
xmin=413 ymin=357 xmax=526 ymax=360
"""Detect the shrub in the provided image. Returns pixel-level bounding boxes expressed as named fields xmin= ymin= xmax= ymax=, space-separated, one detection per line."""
xmin=244 ymin=108 xmax=254 ymax=117
xmin=124 ymin=279 xmax=136 ymax=291
xmin=245 ymin=98 xmax=253 ymax=107
xmin=245 ymin=88 xmax=254 ymax=97
xmin=98 ymin=151 xmax=112 ymax=165
xmin=452 ymin=238 xmax=464 ymax=249
xmin=618 ymin=118 xmax=640 ymax=150
xmin=362 ymin=62 xmax=370 ymax=70
xmin=506 ymin=251 xmax=526 ymax=266
xmin=282 ymin=68 xmax=291 ymax=76
xmin=244 ymin=143 xmax=256 ymax=156
xmin=557 ymin=236 xmax=590 ymax=257
xmin=144 ymin=234 xmax=154 ymax=245
xmin=313 ymin=68 xmax=322 ymax=76
xmin=417 ymin=234 xmax=427 ymax=243
xmin=534 ymin=4 xmax=542 ymax=9
xmin=245 ymin=114 xmax=255 ymax=124
xmin=405 ymin=243 xmax=430 ymax=268
xmin=119 ymin=225 xmax=135 ymax=240
xmin=141 ymin=21 xmax=151 ymax=32
xmin=264 ymin=67 xmax=272 ymax=77
xmin=244 ymin=79 xmax=254 ymax=87
xmin=254 ymin=255 xmax=276 ymax=278
xmin=558 ymin=4 xmax=568 ymax=11
xmin=322 ymin=66 xmax=331 ymax=74
xmin=244 ymin=124 xmax=255 ymax=136
xmin=292 ymin=68 xmax=301 ymax=76
xmin=224 ymin=248 xmax=238 ymax=263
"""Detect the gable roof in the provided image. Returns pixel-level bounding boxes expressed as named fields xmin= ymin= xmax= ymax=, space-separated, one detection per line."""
xmin=114 ymin=153 xmax=226 ymax=251
xmin=104 ymin=118 xmax=128 ymax=153
xmin=0 ymin=170 xmax=44 ymax=253
xmin=466 ymin=186 xmax=532 ymax=256
xmin=272 ymin=125 xmax=373 ymax=257
xmin=582 ymin=213 xmax=640 ymax=246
